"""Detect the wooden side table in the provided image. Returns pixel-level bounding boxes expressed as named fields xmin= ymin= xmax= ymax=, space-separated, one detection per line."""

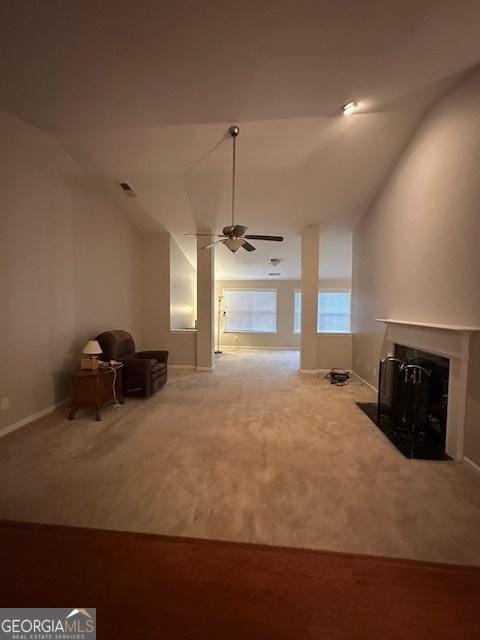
xmin=68 ymin=363 xmax=124 ymax=421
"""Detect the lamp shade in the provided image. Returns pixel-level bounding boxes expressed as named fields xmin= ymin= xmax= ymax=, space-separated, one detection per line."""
xmin=82 ymin=340 xmax=102 ymax=355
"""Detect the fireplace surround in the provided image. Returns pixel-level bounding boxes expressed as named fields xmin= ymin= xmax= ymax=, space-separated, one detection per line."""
xmin=374 ymin=319 xmax=480 ymax=461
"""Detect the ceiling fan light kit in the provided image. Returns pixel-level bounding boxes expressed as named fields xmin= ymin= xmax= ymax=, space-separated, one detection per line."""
xmin=186 ymin=125 xmax=284 ymax=253
xmin=223 ymin=237 xmax=245 ymax=253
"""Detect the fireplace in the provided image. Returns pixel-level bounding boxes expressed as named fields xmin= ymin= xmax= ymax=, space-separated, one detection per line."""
xmin=360 ymin=345 xmax=451 ymax=459
xmin=394 ymin=344 xmax=449 ymax=441
xmin=358 ymin=319 xmax=480 ymax=461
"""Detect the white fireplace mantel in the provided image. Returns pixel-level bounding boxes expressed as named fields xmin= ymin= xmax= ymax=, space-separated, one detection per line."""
xmin=376 ymin=318 xmax=480 ymax=461
xmin=376 ymin=319 xmax=480 ymax=333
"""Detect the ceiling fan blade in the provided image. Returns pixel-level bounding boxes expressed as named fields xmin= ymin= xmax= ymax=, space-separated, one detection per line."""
xmin=244 ymin=235 xmax=284 ymax=242
xmin=233 ymin=224 xmax=248 ymax=237
xmin=202 ymin=239 xmax=225 ymax=249
xmin=242 ymin=241 xmax=256 ymax=252
xmin=185 ymin=233 xmax=225 ymax=237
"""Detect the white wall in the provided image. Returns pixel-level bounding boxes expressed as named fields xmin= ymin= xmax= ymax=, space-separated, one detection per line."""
xmin=352 ymin=70 xmax=480 ymax=464
xmin=317 ymin=334 xmax=353 ymax=371
xmin=142 ymin=234 xmax=197 ymax=366
xmin=142 ymin=234 xmax=170 ymax=347
xmin=170 ymin=238 xmax=196 ymax=330
xmin=0 ymin=110 xmax=144 ymax=430
xmin=319 ymin=231 xmax=353 ymax=280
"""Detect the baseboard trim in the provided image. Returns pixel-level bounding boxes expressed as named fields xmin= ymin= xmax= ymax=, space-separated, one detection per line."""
xmin=0 ymin=398 xmax=70 ymax=439
xmin=464 ymin=457 xmax=480 ymax=473
xmin=169 ymin=364 xmax=196 ymax=370
xmin=221 ymin=346 xmax=300 ymax=351
xmin=298 ymin=369 xmax=347 ymax=377
xmin=352 ymin=371 xmax=378 ymax=393
xmin=196 ymin=366 xmax=214 ymax=372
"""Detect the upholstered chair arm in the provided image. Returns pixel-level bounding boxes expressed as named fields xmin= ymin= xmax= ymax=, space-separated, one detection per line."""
xmin=124 ymin=358 xmax=155 ymax=372
xmin=136 ymin=350 xmax=169 ymax=364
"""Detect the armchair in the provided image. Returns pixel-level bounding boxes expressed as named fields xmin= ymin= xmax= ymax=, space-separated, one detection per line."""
xmin=96 ymin=330 xmax=168 ymax=397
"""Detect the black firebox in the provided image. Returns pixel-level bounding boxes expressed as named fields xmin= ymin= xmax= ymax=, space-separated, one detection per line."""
xmin=357 ymin=345 xmax=451 ymax=460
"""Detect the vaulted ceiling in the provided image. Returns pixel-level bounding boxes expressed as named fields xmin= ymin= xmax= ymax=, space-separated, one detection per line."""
xmin=1 ymin=0 xmax=479 ymax=278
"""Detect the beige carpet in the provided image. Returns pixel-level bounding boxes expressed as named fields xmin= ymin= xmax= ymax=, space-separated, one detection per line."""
xmin=1 ymin=349 xmax=479 ymax=566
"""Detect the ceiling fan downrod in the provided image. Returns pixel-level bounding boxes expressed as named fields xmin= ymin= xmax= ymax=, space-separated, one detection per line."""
xmin=229 ymin=125 xmax=239 ymax=228
xmin=185 ymin=124 xmax=283 ymax=253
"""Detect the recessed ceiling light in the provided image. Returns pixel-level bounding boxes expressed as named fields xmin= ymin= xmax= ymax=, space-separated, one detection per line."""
xmin=342 ymin=101 xmax=359 ymax=115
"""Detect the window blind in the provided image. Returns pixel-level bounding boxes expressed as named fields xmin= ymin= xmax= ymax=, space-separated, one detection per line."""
xmin=294 ymin=290 xmax=351 ymax=333
xmin=223 ymin=289 xmax=277 ymax=333
xmin=317 ymin=291 xmax=351 ymax=332
xmin=294 ymin=290 xmax=302 ymax=333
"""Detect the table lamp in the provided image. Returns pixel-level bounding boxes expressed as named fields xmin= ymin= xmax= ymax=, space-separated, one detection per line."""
xmin=81 ymin=340 xmax=103 ymax=370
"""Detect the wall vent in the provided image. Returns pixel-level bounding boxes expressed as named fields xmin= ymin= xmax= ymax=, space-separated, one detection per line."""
xmin=268 ymin=272 xmax=281 ymax=276
xmin=119 ymin=182 xmax=136 ymax=197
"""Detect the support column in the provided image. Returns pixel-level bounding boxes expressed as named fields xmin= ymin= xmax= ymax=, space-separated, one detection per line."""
xmin=196 ymin=231 xmax=215 ymax=370
xmin=300 ymin=225 xmax=319 ymax=372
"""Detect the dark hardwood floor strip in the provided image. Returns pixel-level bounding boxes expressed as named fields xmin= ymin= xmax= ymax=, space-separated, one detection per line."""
xmin=0 ymin=519 xmax=479 ymax=639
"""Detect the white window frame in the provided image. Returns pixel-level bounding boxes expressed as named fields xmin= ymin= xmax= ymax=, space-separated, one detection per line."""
xmin=293 ymin=288 xmax=352 ymax=335
xmin=222 ymin=288 xmax=278 ymax=334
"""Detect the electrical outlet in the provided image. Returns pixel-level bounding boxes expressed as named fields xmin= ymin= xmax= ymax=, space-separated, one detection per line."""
xmin=356 ymin=357 xmax=360 ymax=366
xmin=373 ymin=366 xmax=377 ymax=376
xmin=366 ymin=363 xmax=370 ymax=371
xmin=1 ymin=397 xmax=9 ymax=411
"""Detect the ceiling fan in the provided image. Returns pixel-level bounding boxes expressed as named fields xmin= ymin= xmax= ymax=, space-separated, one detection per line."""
xmin=186 ymin=126 xmax=284 ymax=252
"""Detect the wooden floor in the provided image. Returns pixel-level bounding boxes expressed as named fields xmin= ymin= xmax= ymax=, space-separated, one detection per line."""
xmin=0 ymin=520 xmax=479 ymax=639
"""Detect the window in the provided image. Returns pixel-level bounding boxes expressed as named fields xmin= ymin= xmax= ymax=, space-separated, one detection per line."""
xmin=317 ymin=291 xmax=351 ymax=332
xmin=223 ymin=289 xmax=277 ymax=333
xmin=294 ymin=290 xmax=351 ymax=333
xmin=294 ymin=290 xmax=302 ymax=334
